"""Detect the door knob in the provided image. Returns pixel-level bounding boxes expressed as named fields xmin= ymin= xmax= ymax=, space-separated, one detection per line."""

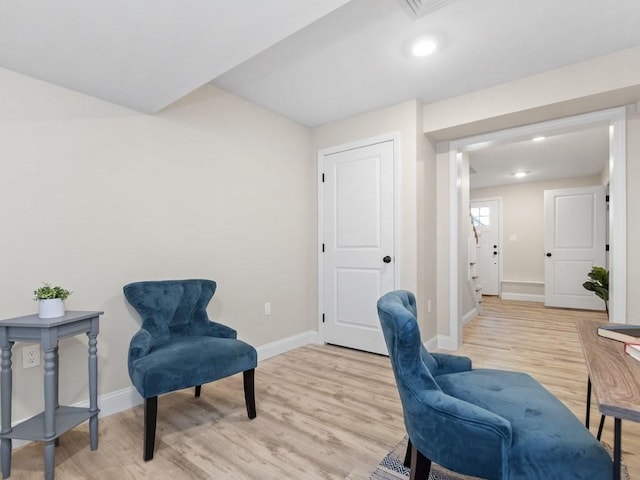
xmin=383 ymin=256 xmax=392 ymax=264
xmin=546 ymin=252 xmax=552 ymax=257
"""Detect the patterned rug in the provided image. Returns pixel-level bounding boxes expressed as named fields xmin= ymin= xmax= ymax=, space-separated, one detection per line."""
xmin=370 ymin=437 xmax=481 ymax=480
xmin=370 ymin=436 xmax=628 ymax=480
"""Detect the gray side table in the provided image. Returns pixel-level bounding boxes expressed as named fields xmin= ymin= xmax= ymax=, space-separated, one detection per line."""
xmin=0 ymin=310 xmax=103 ymax=480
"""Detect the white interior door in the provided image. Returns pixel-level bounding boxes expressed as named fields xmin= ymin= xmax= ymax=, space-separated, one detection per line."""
xmin=470 ymin=200 xmax=500 ymax=296
xmin=544 ymin=185 xmax=606 ymax=310
xmin=322 ymin=139 xmax=395 ymax=355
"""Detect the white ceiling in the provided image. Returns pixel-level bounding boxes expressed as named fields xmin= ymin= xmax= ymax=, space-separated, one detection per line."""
xmin=467 ymin=124 xmax=610 ymax=189
xmin=1 ymin=0 xmax=638 ymax=185
xmin=2 ymin=0 xmax=640 ymax=124
xmin=214 ymin=0 xmax=640 ymax=127
xmin=0 ymin=0 xmax=351 ymax=113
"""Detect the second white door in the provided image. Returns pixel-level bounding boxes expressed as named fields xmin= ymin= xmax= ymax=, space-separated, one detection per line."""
xmin=544 ymin=185 xmax=606 ymax=310
xmin=321 ymin=139 xmax=395 ymax=355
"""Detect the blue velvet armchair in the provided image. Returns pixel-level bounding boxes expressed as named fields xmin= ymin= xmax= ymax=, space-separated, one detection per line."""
xmin=124 ymin=279 xmax=257 ymax=461
xmin=377 ymin=290 xmax=612 ymax=480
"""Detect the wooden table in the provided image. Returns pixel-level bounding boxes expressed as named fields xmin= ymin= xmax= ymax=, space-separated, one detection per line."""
xmin=576 ymin=318 xmax=640 ymax=480
xmin=0 ymin=311 xmax=102 ymax=480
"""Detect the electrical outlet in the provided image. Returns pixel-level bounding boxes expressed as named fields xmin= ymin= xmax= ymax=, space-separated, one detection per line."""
xmin=264 ymin=302 xmax=271 ymax=316
xmin=22 ymin=345 xmax=41 ymax=368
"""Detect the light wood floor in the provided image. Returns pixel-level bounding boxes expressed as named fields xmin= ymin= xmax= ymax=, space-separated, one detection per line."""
xmin=7 ymin=297 xmax=639 ymax=479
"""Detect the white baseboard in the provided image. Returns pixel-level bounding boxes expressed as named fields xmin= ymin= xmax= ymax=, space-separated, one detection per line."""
xmin=256 ymin=330 xmax=319 ymax=362
xmin=500 ymin=293 xmax=544 ymax=303
xmin=435 ymin=335 xmax=458 ymax=351
xmin=10 ymin=330 xmax=319 ymax=450
xmin=424 ymin=335 xmax=463 ymax=353
xmin=77 ymin=386 xmax=144 ymax=416
xmin=424 ymin=336 xmax=438 ymax=352
xmin=462 ymin=308 xmax=478 ymax=326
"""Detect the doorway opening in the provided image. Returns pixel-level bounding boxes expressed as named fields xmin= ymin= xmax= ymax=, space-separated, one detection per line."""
xmin=445 ymin=107 xmax=626 ymax=350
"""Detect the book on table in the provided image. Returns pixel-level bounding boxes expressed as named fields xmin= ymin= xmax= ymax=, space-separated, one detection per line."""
xmin=624 ymin=343 xmax=640 ymax=362
xmin=597 ymin=324 xmax=640 ymax=343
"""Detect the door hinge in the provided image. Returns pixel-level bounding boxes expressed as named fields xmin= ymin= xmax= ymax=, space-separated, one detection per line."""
xmin=606 ymin=244 xmax=610 ymax=252
xmin=322 ymin=243 xmax=325 ymax=253
xmin=322 ymin=173 xmax=325 ymax=183
xmin=322 ymin=313 xmax=325 ymax=323
xmin=606 ymin=195 xmax=610 ymax=202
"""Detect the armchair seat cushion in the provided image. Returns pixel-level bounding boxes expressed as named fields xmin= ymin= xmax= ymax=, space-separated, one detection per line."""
xmin=130 ymin=336 xmax=257 ymax=398
xmin=436 ymin=369 xmax=612 ymax=479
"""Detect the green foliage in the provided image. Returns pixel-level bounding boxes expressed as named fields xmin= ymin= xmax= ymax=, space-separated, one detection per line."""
xmin=33 ymin=282 xmax=72 ymax=301
xmin=582 ymin=266 xmax=608 ymax=315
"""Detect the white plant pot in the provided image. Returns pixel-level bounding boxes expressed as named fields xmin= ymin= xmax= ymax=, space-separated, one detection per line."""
xmin=38 ymin=299 xmax=65 ymax=319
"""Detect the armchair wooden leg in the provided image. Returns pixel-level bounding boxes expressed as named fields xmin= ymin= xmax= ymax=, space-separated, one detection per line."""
xmin=404 ymin=438 xmax=412 ymax=468
xmin=195 ymin=385 xmax=201 ymax=397
xmin=243 ymin=369 xmax=257 ymax=419
xmin=143 ymin=396 xmax=158 ymax=461
xmin=409 ymin=443 xmax=431 ymax=480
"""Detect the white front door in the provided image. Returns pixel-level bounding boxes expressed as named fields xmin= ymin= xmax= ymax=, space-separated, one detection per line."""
xmin=470 ymin=200 xmax=501 ymax=296
xmin=321 ymin=139 xmax=395 ymax=355
xmin=544 ymin=185 xmax=606 ymax=310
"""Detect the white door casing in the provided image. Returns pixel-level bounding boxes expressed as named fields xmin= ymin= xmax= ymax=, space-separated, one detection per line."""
xmin=470 ymin=199 xmax=501 ymax=296
xmin=544 ymin=185 xmax=606 ymax=310
xmin=319 ymin=137 xmax=396 ymax=355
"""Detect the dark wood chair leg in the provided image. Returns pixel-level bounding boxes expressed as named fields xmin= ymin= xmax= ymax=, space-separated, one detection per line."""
xmin=143 ymin=396 xmax=158 ymax=461
xmin=409 ymin=444 xmax=431 ymax=480
xmin=404 ymin=438 xmax=412 ymax=468
xmin=195 ymin=385 xmax=201 ymax=397
xmin=243 ymin=369 xmax=257 ymax=419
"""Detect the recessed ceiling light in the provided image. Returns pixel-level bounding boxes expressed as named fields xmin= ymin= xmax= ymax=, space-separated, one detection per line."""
xmin=532 ymin=136 xmax=546 ymax=142
xmin=513 ymin=172 xmax=528 ymax=178
xmin=411 ymin=39 xmax=437 ymax=57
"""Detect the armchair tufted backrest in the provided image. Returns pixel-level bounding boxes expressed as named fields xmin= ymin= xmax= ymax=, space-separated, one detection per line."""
xmin=124 ymin=279 xmax=216 ymax=342
xmin=377 ymin=290 xmax=441 ymax=393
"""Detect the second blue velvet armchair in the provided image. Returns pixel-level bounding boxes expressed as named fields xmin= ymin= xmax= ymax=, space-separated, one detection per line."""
xmin=124 ymin=279 xmax=257 ymax=461
xmin=377 ymin=290 xmax=612 ymax=480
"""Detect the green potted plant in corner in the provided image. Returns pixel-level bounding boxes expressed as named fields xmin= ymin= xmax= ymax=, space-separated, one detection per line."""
xmin=34 ymin=283 xmax=72 ymax=319
xmin=583 ymin=266 xmax=609 ymax=317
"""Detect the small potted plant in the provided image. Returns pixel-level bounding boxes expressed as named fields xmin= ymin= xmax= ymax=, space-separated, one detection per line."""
xmin=33 ymin=283 xmax=72 ymax=318
xmin=583 ymin=266 xmax=609 ymax=317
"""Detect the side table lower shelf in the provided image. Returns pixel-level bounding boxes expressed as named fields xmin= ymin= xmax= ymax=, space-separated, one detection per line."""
xmin=0 ymin=406 xmax=99 ymax=442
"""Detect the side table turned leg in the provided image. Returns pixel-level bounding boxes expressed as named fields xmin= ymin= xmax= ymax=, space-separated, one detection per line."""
xmin=44 ymin=441 xmax=55 ymax=480
xmin=0 ymin=343 xmax=13 ymax=479
xmin=88 ymin=330 xmax=99 ymax=450
xmin=43 ymin=348 xmax=57 ymax=480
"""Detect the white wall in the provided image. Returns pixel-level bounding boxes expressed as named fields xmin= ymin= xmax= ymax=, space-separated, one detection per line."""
xmin=435 ymin=146 xmax=452 ymax=337
xmin=471 ymin=175 xmax=601 ymax=299
xmin=423 ymin=46 xmax=640 ymax=140
xmin=416 ymin=110 xmax=438 ymax=340
xmin=0 ymin=68 xmax=314 ymax=421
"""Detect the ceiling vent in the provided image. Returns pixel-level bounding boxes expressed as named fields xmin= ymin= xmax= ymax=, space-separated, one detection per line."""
xmin=396 ymin=0 xmax=460 ymax=19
